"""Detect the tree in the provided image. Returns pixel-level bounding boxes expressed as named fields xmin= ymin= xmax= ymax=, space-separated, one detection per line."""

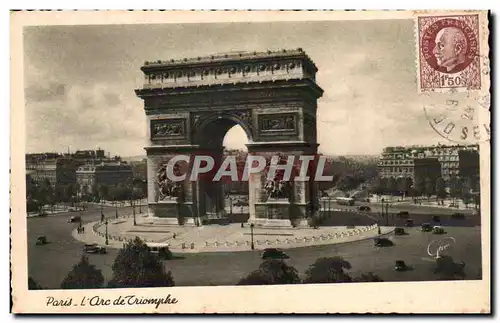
xmin=303 ymin=257 xmax=352 ymax=283
xmin=396 ymin=177 xmax=411 ymax=200
xmin=387 ymin=177 xmax=397 ymax=196
xmin=107 ymin=237 xmax=175 ymax=288
xmin=60 ymin=255 xmax=104 ymax=289
xmin=449 ymin=176 xmax=463 ymax=205
xmin=98 ymin=184 xmax=109 ymax=201
xmin=461 ymin=177 xmax=472 ymax=208
xmin=424 ymin=177 xmax=434 ymax=198
xmin=372 ymin=177 xmax=387 ymax=196
xmin=435 ymin=177 xmax=446 ymax=205
xmin=414 ymin=176 xmax=426 ymax=199
xmin=28 ymin=276 xmax=43 ymax=290
xmin=352 ymin=272 xmax=383 ymax=282
xmin=238 ymin=259 xmax=301 ymax=285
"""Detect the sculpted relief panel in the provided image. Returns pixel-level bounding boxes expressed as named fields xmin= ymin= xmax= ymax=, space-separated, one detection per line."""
xmin=156 ymin=162 xmax=186 ymax=202
xmin=150 ymin=119 xmax=186 ymax=140
xmin=258 ymin=113 xmax=298 ymax=135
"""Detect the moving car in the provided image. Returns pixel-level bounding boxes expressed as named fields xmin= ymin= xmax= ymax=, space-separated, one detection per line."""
xmin=433 ymin=226 xmax=445 ymax=234
xmin=405 ymin=218 xmax=414 ymax=227
xmin=35 ymin=236 xmax=48 ymax=245
xmin=374 ymin=237 xmax=394 ymax=247
xmin=394 ymin=227 xmax=405 ymax=235
xmin=421 ymin=223 xmax=433 ymax=232
xmin=336 ymin=197 xmax=355 ymax=206
xmin=358 ymin=206 xmax=371 ymax=212
xmin=68 ymin=215 xmax=81 ymax=223
xmin=147 ymin=243 xmax=173 ymax=260
xmin=261 ymin=248 xmax=290 ymax=260
xmin=395 ymin=260 xmax=408 ymax=271
xmin=83 ymin=243 xmax=107 ymax=254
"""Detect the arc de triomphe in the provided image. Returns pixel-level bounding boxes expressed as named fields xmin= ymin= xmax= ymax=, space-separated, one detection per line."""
xmin=135 ymin=49 xmax=324 ymax=227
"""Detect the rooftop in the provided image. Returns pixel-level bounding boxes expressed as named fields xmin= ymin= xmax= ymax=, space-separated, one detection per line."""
xmin=141 ymin=48 xmax=318 ymax=71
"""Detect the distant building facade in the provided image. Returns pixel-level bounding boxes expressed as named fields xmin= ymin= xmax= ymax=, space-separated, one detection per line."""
xmin=25 ymin=157 xmax=78 ymax=187
xmin=25 ymin=149 xmax=125 ymax=189
xmin=76 ymin=162 xmax=133 ymax=194
xmin=378 ymin=144 xmax=479 ymax=183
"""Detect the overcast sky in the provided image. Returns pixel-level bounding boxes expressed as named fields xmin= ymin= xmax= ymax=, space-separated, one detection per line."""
xmin=24 ymin=19 xmax=446 ymax=157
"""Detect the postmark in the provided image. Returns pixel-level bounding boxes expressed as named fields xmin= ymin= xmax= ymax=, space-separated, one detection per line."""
xmin=422 ymin=91 xmax=490 ymax=144
xmin=417 ymin=14 xmax=481 ymax=92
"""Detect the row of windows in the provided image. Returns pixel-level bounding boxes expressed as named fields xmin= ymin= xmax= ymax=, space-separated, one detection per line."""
xmin=379 ymin=160 xmax=414 ymax=166
xmin=381 ymin=167 xmax=414 ymax=173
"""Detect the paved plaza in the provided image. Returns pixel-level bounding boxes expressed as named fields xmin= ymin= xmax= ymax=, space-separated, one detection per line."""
xmin=72 ymin=212 xmax=393 ymax=253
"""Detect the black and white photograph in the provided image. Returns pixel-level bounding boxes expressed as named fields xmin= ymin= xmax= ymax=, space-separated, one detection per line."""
xmin=10 ymin=10 xmax=491 ymax=314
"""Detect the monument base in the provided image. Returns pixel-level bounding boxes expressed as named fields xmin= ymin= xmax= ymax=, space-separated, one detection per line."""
xmin=252 ymin=200 xmax=310 ymax=228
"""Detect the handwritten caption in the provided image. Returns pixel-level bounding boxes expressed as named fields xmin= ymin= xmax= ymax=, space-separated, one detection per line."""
xmin=46 ymin=294 xmax=178 ymax=309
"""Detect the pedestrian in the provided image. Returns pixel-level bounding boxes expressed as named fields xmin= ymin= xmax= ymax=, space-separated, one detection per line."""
xmin=173 ymin=233 xmax=177 ymax=239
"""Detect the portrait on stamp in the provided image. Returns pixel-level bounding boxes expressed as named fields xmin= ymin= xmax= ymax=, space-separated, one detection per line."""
xmin=418 ymin=15 xmax=481 ymax=91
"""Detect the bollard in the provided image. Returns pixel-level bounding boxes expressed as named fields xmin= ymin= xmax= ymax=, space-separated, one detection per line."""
xmin=205 ymin=241 xmax=209 ymax=246
xmin=191 ymin=243 xmax=194 ymax=249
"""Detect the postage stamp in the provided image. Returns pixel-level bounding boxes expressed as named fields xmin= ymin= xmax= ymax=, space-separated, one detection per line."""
xmin=417 ymin=14 xmax=483 ymax=92
xmin=10 ymin=10 xmax=491 ymax=314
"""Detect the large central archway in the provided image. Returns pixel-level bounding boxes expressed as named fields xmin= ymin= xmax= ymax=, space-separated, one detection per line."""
xmin=135 ymin=49 xmax=323 ymax=227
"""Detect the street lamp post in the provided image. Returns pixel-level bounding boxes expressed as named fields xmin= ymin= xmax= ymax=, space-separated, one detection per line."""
xmin=133 ymin=199 xmax=137 ymax=226
xmin=115 ymin=198 xmax=118 ymax=219
xmin=100 ymin=200 xmax=104 ymax=223
xmin=105 ymin=219 xmax=109 ymax=245
xmin=385 ymin=202 xmax=390 ymax=226
xmin=139 ymin=197 xmax=142 ymax=214
xmin=250 ymin=223 xmax=255 ymax=250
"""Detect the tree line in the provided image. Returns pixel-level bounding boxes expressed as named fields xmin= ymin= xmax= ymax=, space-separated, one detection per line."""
xmin=26 ymin=178 xmax=147 ymax=214
xmin=371 ymin=176 xmax=479 ymax=207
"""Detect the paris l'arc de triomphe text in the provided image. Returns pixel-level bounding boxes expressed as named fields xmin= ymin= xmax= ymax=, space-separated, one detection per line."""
xmin=135 ymin=49 xmax=324 ymax=227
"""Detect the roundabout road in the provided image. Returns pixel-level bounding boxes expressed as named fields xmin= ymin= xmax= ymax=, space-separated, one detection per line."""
xmin=28 ymin=206 xmax=483 ymax=289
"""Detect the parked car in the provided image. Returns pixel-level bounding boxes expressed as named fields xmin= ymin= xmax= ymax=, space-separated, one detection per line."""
xmin=147 ymin=243 xmax=172 ymax=260
xmin=83 ymin=243 xmax=107 ymax=254
xmin=68 ymin=215 xmax=81 ymax=223
xmin=395 ymin=260 xmax=408 ymax=271
xmin=394 ymin=227 xmax=405 ymax=235
xmin=432 ymin=215 xmax=441 ymax=223
xmin=397 ymin=211 xmax=410 ymax=219
xmin=452 ymin=212 xmax=465 ymax=219
xmin=405 ymin=218 xmax=414 ymax=227
xmin=358 ymin=206 xmax=371 ymax=212
xmin=261 ymin=248 xmax=290 ymax=260
xmin=433 ymin=226 xmax=445 ymax=234
xmin=374 ymin=237 xmax=394 ymax=247
xmin=35 ymin=236 xmax=48 ymax=245
xmin=421 ymin=223 xmax=433 ymax=232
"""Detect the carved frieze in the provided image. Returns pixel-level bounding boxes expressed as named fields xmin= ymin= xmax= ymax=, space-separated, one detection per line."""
xmin=258 ymin=113 xmax=297 ymax=134
xmin=150 ymin=118 xmax=186 ymax=139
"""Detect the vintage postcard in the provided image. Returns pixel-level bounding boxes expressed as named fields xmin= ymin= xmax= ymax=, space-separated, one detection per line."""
xmin=10 ymin=10 xmax=491 ymax=314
